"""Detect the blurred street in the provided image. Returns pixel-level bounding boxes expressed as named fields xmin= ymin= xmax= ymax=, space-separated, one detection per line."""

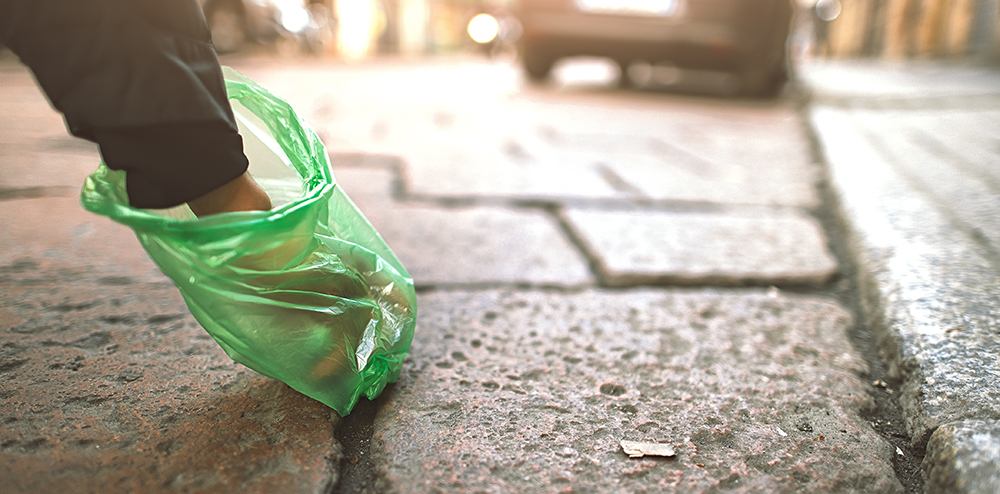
xmin=1 ymin=47 xmax=999 ymax=493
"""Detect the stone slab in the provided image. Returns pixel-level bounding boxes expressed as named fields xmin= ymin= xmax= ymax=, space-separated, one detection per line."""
xmin=331 ymin=166 xmax=399 ymax=208
xmin=233 ymin=59 xmax=821 ymax=207
xmin=0 ymin=66 xmax=101 ymax=192
xmin=847 ymin=110 xmax=1000 ymax=252
xmin=0 ymin=197 xmax=161 ymax=279
xmin=392 ymin=90 xmax=820 ymax=206
xmin=923 ymin=419 xmax=1000 ymax=494
xmin=370 ymin=289 xmax=902 ymax=493
xmin=400 ymin=143 xmax=627 ymax=202
xmin=601 ymin=113 xmax=820 ymax=209
xmin=0 ymin=66 xmax=70 ymax=140
xmin=809 ymin=105 xmax=1000 ymax=450
xmin=0 ymin=147 xmax=99 ymax=192
xmin=0 ymin=197 xmax=342 ymax=493
xmin=365 ymin=204 xmax=595 ymax=288
xmin=799 ymin=60 xmax=1000 ymax=102
xmin=561 ymin=208 xmax=838 ymax=287
xmin=332 ymin=166 xmax=594 ymax=287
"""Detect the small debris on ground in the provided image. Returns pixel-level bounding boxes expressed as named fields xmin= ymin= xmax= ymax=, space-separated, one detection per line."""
xmin=620 ymin=440 xmax=676 ymax=458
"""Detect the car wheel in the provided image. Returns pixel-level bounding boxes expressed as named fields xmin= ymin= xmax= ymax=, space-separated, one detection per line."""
xmin=741 ymin=62 xmax=788 ymax=98
xmin=617 ymin=60 xmax=634 ymax=88
xmin=522 ymin=46 xmax=554 ymax=82
xmin=207 ymin=2 xmax=247 ymax=54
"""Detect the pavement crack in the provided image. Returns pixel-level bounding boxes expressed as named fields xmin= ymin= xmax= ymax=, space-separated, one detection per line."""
xmin=330 ymin=395 xmax=383 ymax=494
xmin=800 ymin=99 xmax=926 ymax=494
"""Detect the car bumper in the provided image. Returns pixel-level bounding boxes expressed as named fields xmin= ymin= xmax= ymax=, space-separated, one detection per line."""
xmin=516 ymin=0 xmax=792 ymax=70
xmin=521 ymin=14 xmax=745 ymax=69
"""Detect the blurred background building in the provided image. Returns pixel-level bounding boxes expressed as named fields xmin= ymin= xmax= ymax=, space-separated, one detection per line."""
xmin=806 ymin=0 xmax=999 ymax=60
xmin=2 ymin=0 xmax=995 ymax=63
xmin=315 ymin=0 xmax=514 ymax=58
xmin=312 ymin=0 xmax=998 ymax=61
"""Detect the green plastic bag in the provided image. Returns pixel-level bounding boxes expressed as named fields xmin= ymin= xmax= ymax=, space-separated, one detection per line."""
xmin=80 ymin=68 xmax=417 ymax=416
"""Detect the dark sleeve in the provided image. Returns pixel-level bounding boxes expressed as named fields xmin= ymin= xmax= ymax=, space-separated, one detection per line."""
xmin=91 ymin=121 xmax=249 ymax=209
xmin=0 ymin=0 xmax=249 ymax=209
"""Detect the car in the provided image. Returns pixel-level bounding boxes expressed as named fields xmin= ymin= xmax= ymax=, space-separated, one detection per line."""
xmin=512 ymin=0 xmax=794 ymax=96
xmin=199 ymin=0 xmax=323 ymax=53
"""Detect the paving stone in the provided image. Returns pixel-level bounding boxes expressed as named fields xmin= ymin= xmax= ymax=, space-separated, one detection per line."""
xmin=602 ymin=117 xmax=820 ymax=208
xmin=0 ymin=68 xmax=70 ymax=140
xmin=561 ymin=208 xmax=837 ymax=287
xmin=0 ymin=147 xmax=98 ymax=193
xmin=330 ymin=166 xmax=399 ymax=207
xmin=800 ymin=60 xmax=1000 ymax=101
xmin=0 ymin=68 xmax=100 ymax=192
xmin=369 ymin=289 xmax=902 ymax=493
xmin=389 ymin=96 xmax=819 ymax=206
xmin=0 ymin=197 xmax=342 ymax=493
xmin=605 ymin=151 xmax=819 ymax=208
xmin=902 ymin=110 xmax=1000 ymax=187
xmin=923 ymin=419 xmax=1000 ymax=494
xmin=851 ymin=110 xmax=1000 ymax=252
xmin=365 ymin=205 xmax=594 ymax=287
xmin=333 ymin=99 xmax=632 ymax=202
xmin=238 ymin=60 xmax=820 ymax=206
xmin=0 ymin=197 xmax=159 ymax=278
xmin=331 ymin=166 xmax=594 ymax=287
xmin=809 ymin=105 xmax=1000 ymax=448
xmin=400 ymin=142 xmax=627 ymax=201
xmin=233 ymin=60 xmax=524 ymax=165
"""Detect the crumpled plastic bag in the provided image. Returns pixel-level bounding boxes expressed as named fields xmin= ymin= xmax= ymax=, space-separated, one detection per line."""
xmin=80 ymin=68 xmax=416 ymax=416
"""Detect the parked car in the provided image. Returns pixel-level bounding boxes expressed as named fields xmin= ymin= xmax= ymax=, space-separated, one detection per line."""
xmin=512 ymin=0 xmax=794 ymax=96
xmin=199 ymin=0 xmax=325 ymax=53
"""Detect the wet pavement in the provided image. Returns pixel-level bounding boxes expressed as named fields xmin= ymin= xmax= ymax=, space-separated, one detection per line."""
xmin=0 ymin=51 xmax=997 ymax=493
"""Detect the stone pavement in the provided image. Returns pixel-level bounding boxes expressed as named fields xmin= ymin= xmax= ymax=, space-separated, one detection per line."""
xmin=0 ymin=50 xmax=986 ymax=493
xmin=803 ymin=60 xmax=1000 ymax=493
xmin=0 ymin=60 xmax=343 ymax=493
xmin=226 ymin=58 xmax=893 ymax=491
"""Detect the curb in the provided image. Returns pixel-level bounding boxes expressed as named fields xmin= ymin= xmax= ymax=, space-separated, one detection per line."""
xmin=803 ymin=59 xmax=1000 ymax=493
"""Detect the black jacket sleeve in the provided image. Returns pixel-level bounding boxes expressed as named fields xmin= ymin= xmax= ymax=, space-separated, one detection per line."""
xmin=1 ymin=0 xmax=249 ymax=209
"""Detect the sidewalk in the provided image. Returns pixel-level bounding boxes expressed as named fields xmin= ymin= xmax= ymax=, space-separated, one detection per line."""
xmin=2 ymin=52 xmax=997 ymax=493
xmin=802 ymin=59 xmax=1000 ymax=493
xmin=0 ymin=60 xmax=343 ymax=493
xmin=234 ymin=58 xmax=896 ymax=492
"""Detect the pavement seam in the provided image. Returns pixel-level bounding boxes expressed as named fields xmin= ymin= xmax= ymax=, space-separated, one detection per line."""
xmin=799 ymin=92 xmax=927 ymax=493
xmin=0 ymin=186 xmax=77 ymax=201
xmin=330 ymin=394 xmax=384 ymax=494
xmin=809 ymin=93 xmax=1000 ymax=111
xmin=398 ymin=192 xmax=811 ymax=215
xmin=595 ymin=162 xmax=645 ymax=197
xmin=547 ymin=205 xmax=609 ymax=286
